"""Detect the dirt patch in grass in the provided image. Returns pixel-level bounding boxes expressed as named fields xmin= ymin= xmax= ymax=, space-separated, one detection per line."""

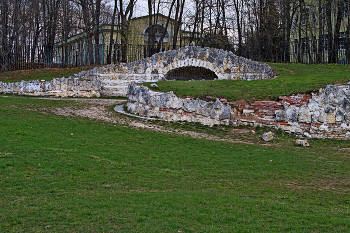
xmin=4 ymin=96 xmax=278 ymax=145
xmin=282 ymin=68 xmax=295 ymax=74
xmin=283 ymin=178 xmax=350 ymax=192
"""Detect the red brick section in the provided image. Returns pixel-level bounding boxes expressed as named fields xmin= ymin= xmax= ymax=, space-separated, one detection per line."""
xmin=228 ymin=96 xmax=314 ymax=131
xmin=227 ymin=94 xmax=344 ymax=137
xmin=252 ymin=101 xmax=284 ymax=117
xmin=279 ymin=94 xmax=311 ymax=107
xmin=229 ymin=100 xmax=284 ymax=118
xmin=229 ymin=94 xmax=312 ymax=120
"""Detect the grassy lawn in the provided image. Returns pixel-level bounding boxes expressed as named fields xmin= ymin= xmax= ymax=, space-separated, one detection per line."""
xmin=144 ymin=63 xmax=350 ymax=102
xmin=0 ymin=66 xmax=101 ymax=83
xmin=1 ymin=97 xmax=350 ymax=232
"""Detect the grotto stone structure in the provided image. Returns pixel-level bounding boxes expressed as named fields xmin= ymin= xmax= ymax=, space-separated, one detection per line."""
xmin=0 ymin=45 xmax=274 ymax=97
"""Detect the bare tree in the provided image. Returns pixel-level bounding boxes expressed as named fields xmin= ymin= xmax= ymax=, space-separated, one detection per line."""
xmin=107 ymin=0 xmax=119 ymax=64
xmin=332 ymin=0 xmax=345 ymax=63
xmin=0 ymin=0 xmax=10 ymax=71
xmin=172 ymin=0 xmax=186 ymax=48
xmin=347 ymin=1 xmax=350 ymax=63
xmin=119 ymin=0 xmax=136 ymax=62
xmin=43 ymin=0 xmax=62 ymax=64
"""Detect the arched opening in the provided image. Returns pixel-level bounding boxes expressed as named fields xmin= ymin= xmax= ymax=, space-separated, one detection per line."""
xmin=143 ymin=24 xmax=170 ymax=44
xmin=165 ymin=66 xmax=218 ymax=81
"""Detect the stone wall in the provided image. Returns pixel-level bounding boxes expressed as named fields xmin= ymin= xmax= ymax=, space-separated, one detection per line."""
xmin=126 ymin=84 xmax=231 ymax=126
xmin=0 ymin=67 xmax=162 ymax=97
xmin=0 ymin=45 xmax=274 ymax=97
xmin=127 ymin=83 xmax=350 ymax=140
xmin=232 ymin=83 xmax=350 ymax=139
xmin=0 ymin=77 xmax=101 ymax=97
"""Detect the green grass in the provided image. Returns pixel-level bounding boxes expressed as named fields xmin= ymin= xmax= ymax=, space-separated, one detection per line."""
xmin=0 ymin=66 xmax=101 ymax=83
xmin=144 ymin=63 xmax=350 ymax=102
xmin=1 ymin=96 xmax=350 ymax=232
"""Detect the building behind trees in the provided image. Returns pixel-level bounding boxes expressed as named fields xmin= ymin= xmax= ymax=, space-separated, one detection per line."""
xmin=0 ymin=0 xmax=349 ymax=72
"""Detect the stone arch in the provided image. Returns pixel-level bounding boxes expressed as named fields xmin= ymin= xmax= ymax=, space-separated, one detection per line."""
xmin=110 ymin=45 xmax=275 ymax=82
xmin=142 ymin=23 xmax=171 ymax=43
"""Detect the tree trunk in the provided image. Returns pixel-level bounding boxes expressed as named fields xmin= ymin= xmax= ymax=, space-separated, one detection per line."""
xmin=233 ymin=0 xmax=242 ymax=56
xmin=333 ymin=0 xmax=344 ymax=63
xmin=317 ymin=0 xmax=324 ymax=63
xmin=108 ymin=0 xmax=118 ymax=64
xmin=190 ymin=0 xmax=200 ymax=44
xmin=119 ymin=0 xmax=135 ymax=62
xmin=1 ymin=0 xmax=9 ymax=71
xmin=347 ymin=1 xmax=350 ymax=63
xmin=94 ymin=0 xmax=102 ymax=64
xmin=172 ymin=0 xmax=185 ymax=48
xmin=326 ymin=0 xmax=333 ymax=63
xmin=156 ymin=0 xmax=176 ymax=51
xmin=146 ymin=0 xmax=154 ymax=57
xmin=31 ymin=0 xmax=41 ymax=64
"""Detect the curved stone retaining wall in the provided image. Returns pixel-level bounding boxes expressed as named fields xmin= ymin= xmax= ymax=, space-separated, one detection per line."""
xmin=126 ymin=84 xmax=231 ymax=126
xmin=0 ymin=45 xmax=274 ymax=97
xmin=127 ymin=83 xmax=350 ymax=140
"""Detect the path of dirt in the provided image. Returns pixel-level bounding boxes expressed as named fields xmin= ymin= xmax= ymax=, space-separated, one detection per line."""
xmin=9 ymin=97 xmax=274 ymax=145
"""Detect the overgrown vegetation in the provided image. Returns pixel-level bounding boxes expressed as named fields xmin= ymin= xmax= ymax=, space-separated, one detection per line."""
xmin=1 ymin=96 xmax=350 ymax=232
xmin=144 ymin=63 xmax=350 ymax=102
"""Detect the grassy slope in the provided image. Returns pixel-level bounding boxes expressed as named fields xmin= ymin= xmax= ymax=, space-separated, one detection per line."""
xmin=0 ymin=66 xmax=100 ymax=83
xmin=1 ymin=97 xmax=350 ymax=232
xmin=144 ymin=63 xmax=350 ymax=102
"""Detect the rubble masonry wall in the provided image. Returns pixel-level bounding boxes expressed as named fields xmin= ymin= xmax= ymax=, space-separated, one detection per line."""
xmin=127 ymin=83 xmax=350 ymax=140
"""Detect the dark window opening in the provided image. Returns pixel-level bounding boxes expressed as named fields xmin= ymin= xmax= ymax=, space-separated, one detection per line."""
xmin=343 ymin=4 xmax=348 ymax=18
xmin=320 ymin=35 xmax=328 ymax=52
xmin=301 ymin=38 xmax=308 ymax=54
xmin=165 ymin=66 xmax=218 ymax=81
xmin=339 ymin=33 xmax=347 ymax=50
xmin=312 ymin=37 xmax=317 ymax=53
xmin=301 ymin=8 xmax=309 ymax=25
xmin=294 ymin=39 xmax=298 ymax=55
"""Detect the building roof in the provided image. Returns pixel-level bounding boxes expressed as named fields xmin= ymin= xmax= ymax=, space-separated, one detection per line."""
xmin=130 ymin=13 xmax=176 ymax=21
xmin=56 ymin=14 xmax=186 ymax=46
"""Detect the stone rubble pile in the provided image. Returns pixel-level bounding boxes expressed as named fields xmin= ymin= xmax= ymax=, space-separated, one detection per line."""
xmin=295 ymin=139 xmax=310 ymax=147
xmin=0 ymin=77 xmax=101 ymax=97
xmin=126 ymin=84 xmax=231 ymax=126
xmin=274 ymin=83 xmax=350 ymax=139
xmin=262 ymin=131 xmax=274 ymax=141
